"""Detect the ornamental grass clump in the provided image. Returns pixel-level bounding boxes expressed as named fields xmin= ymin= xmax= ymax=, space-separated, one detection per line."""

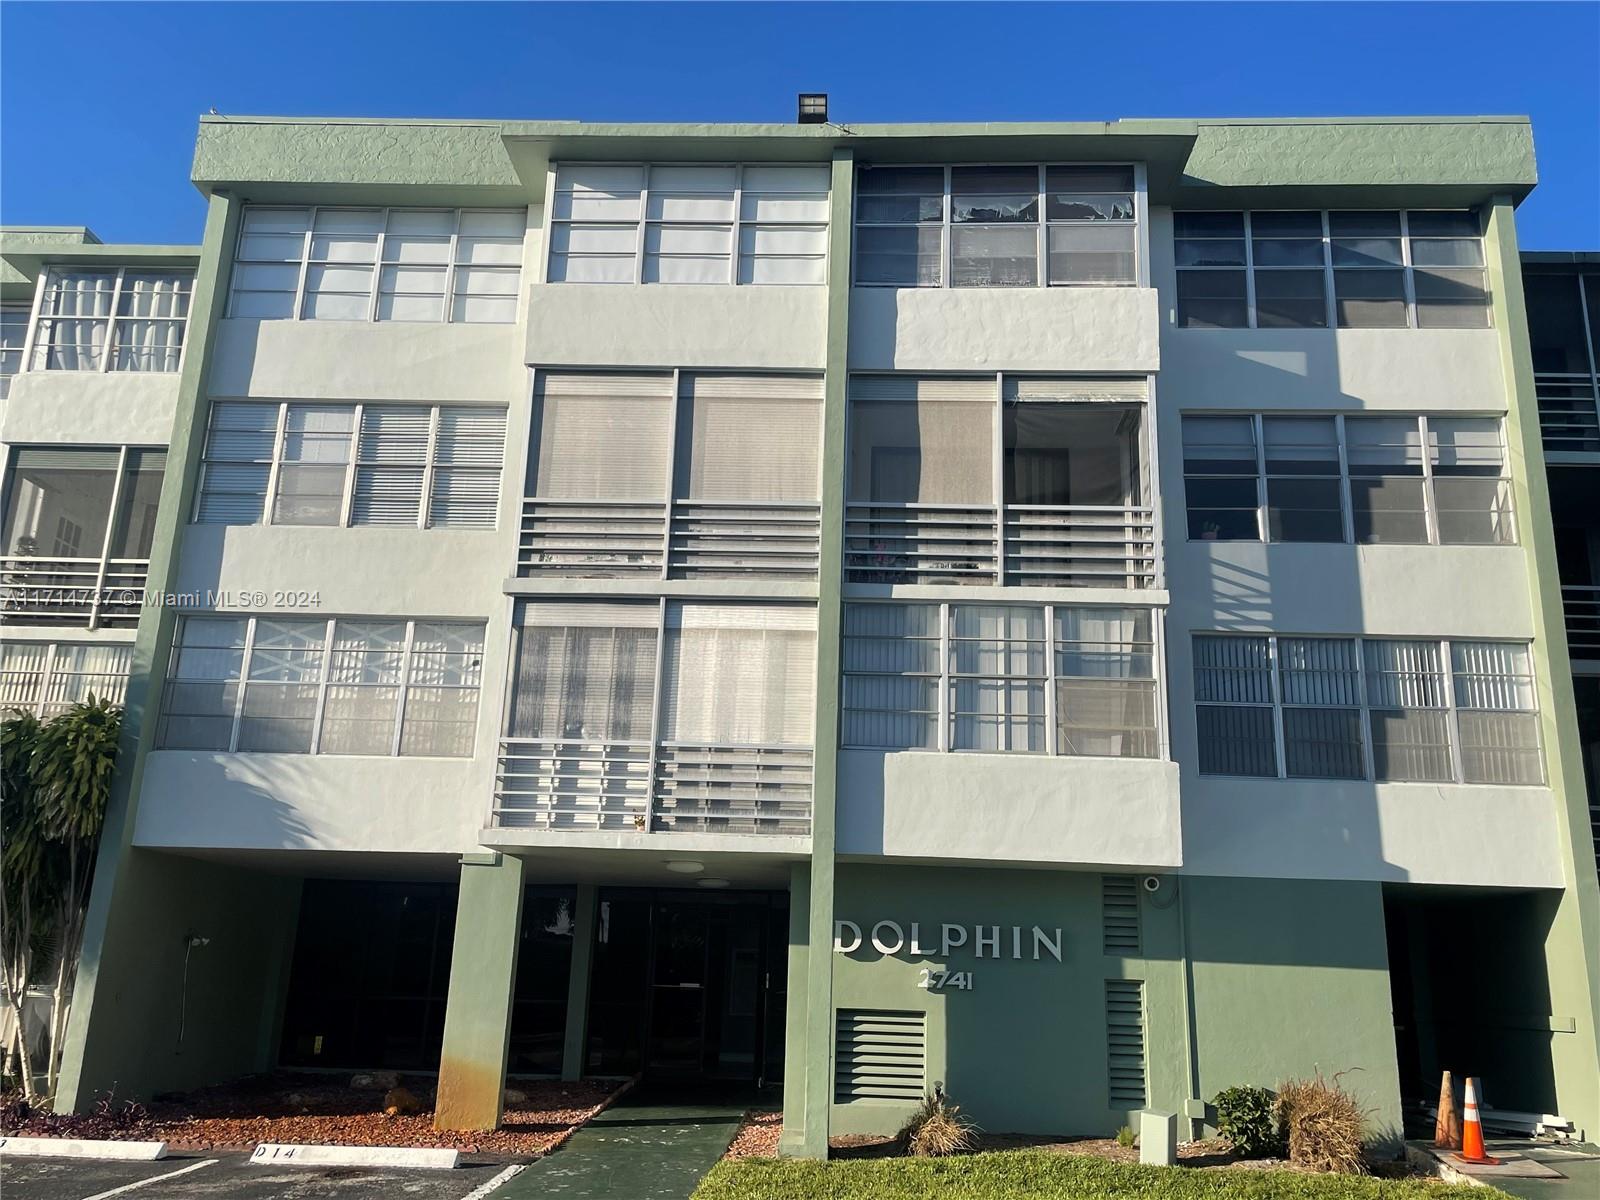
xmin=899 ymin=1087 xmax=977 ymax=1158
xmin=1276 ymin=1070 xmax=1369 ymax=1174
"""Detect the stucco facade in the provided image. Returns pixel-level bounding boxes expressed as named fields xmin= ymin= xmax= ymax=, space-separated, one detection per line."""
xmin=4 ymin=111 xmax=1594 ymax=1157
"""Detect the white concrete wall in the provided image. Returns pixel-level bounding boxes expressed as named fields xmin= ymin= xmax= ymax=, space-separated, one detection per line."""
xmin=133 ymin=750 xmax=487 ymax=854
xmin=1178 ymin=777 xmax=1564 ymax=887
xmin=172 ymin=525 xmax=511 ymax=618
xmin=1 ymin=372 xmax=180 ymax=446
xmin=1148 ymin=204 xmax=1551 ymax=889
xmin=848 ymin=286 xmax=1159 ymax=373
xmin=837 ymin=750 xmax=1182 ymax=868
xmin=209 ymin=320 xmax=527 ymax=402
xmin=524 ymin=283 xmax=827 ymax=369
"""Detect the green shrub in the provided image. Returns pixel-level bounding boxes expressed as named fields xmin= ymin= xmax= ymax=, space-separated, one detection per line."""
xmin=1277 ymin=1071 xmax=1368 ymax=1174
xmin=1213 ymin=1085 xmax=1283 ymax=1158
xmin=1115 ymin=1125 xmax=1137 ymax=1148
xmin=897 ymin=1088 xmax=977 ymax=1157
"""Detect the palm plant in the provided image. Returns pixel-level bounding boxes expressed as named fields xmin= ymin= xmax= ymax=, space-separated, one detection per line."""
xmin=0 ymin=698 xmax=120 ymax=1102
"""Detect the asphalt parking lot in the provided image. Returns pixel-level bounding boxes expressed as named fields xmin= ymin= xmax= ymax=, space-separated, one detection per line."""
xmin=0 ymin=1152 xmax=525 ymax=1200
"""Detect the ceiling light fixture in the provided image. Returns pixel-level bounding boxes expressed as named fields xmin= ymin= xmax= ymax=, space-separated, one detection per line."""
xmin=666 ymin=861 xmax=705 ymax=875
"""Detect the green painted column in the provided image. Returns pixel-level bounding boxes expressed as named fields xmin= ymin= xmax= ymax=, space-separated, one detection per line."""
xmin=435 ymin=853 xmax=526 ymax=1131
xmin=790 ymin=146 xmax=855 ymax=1160
xmin=56 ymin=191 xmax=241 ymax=1112
xmin=1485 ymin=199 xmax=1600 ymax=1139
xmin=779 ymin=862 xmax=812 ymax=1155
xmin=560 ymin=883 xmax=598 ymax=1081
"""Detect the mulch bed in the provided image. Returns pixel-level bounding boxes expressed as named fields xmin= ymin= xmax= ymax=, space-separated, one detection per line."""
xmin=1 ymin=1073 xmax=621 ymax=1157
xmin=726 ymin=1109 xmax=782 ymax=1159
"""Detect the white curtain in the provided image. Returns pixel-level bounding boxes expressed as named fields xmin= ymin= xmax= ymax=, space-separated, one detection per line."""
xmin=661 ymin=605 xmax=815 ymax=746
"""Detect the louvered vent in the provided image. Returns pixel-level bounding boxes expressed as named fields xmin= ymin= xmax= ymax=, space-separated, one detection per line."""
xmin=1102 ymin=875 xmax=1142 ymax=954
xmin=1105 ymin=979 xmax=1147 ymax=1107
xmin=834 ymin=1009 xmax=926 ymax=1104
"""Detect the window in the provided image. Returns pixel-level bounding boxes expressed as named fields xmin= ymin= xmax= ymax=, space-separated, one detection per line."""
xmin=1 ymin=446 xmax=166 ymax=626
xmin=843 ymin=601 xmax=1161 ymax=758
xmin=857 ymin=164 xmax=1138 ymax=288
xmin=847 ymin=374 xmax=1152 ymax=587
xmin=949 ymin=604 xmax=1046 ymax=751
xmin=548 ymin=164 xmax=828 ymax=286
xmin=509 ymin=612 xmax=659 ymax=743
xmin=0 ymin=641 xmax=132 ymax=716
xmin=195 ymin=401 xmax=506 ymax=529
xmin=1181 ymin=415 xmax=1260 ymax=540
xmin=662 ymin=605 xmax=817 ymax=748
xmin=1175 ymin=210 xmax=1489 ymax=329
xmin=524 ymin=371 xmax=823 ymax=579
xmin=1192 ymin=635 xmax=1276 ymax=776
xmin=1193 ymin=633 xmax=1543 ymax=785
xmin=1055 ymin=608 xmax=1157 ymax=757
xmin=157 ymin=616 xmax=484 ymax=756
xmin=1451 ymin=641 xmax=1542 ymax=785
xmin=1263 ymin=417 xmax=1343 ymax=541
xmin=841 ymin=603 xmax=940 ymax=750
xmin=229 ymin=207 xmax=524 ymax=323
xmin=1181 ymin=413 xmax=1514 ymax=546
xmin=1 ymin=305 xmax=28 ymax=398
xmin=510 ymin=602 xmax=815 ymax=748
xmin=28 ymin=268 xmax=193 ymax=371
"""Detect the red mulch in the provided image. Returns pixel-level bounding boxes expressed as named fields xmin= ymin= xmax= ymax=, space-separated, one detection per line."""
xmin=725 ymin=1109 xmax=782 ymax=1159
xmin=1 ymin=1074 xmax=621 ymax=1157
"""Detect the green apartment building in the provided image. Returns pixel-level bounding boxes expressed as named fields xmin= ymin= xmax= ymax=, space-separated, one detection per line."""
xmin=2 ymin=108 xmax=1596 ymax=1156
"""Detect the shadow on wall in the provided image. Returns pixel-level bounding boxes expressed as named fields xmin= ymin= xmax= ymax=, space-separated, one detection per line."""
xmin=68 ymin=778 xmax=313 ymax=1105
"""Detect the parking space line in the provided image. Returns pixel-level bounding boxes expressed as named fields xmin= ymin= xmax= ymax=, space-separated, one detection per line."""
xmin=79 ymin=1158 xmax=217 ymax=1200
xmin=461 ymin=1163 xmax=525 ymax=1198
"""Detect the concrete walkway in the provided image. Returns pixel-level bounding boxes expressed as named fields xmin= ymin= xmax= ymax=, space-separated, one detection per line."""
xmin=501 ymin=1091 xmax=745 ymax=1199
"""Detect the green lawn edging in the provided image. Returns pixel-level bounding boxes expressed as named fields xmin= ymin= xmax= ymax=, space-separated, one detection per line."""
xmin=692 ymin=1151 xmax=1497 ymax=1200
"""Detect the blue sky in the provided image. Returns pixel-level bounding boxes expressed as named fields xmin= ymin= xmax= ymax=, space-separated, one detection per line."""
xmin=2 ymin=1 xmax=1596 ymax=249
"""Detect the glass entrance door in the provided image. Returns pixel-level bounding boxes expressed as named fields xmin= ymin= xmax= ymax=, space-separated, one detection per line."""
xmin=588 ymin=888 xmax=785 ymax=1084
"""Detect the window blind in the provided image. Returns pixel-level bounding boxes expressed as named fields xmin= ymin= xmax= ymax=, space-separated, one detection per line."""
xmin=531 ymin=372 xmax=673 ymax=500
xmin=848 ymin=377 xmax=995 ymax=505
xmin=678 ymin=374 xmax=823 ymax=503
xmin=661 ymin=604 xmax=816 ymax=746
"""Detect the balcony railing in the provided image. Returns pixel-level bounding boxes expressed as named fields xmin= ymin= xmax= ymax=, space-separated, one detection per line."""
xmin=520 ymin=499 xmax=821 ymax=580
xmin=844 ymin=503 xmax=1156 ymax=588
xmin=1536 ymin=374 xmax=1600 ymax=455
xmin=0 ymin=556 xmax=149 ymax=628
xmin=494 ymin=738 xmax=651 ymax=830
xmin=668 ymin=502 xmax=820 ymax=579
xmin=1566 ymin=585 xmax=1600 ymax=658
xmin=491 ymin=737 xmax=812 ymax=836
xmin=519 ymin=500 xmax=667 ymax=576
xmin=653 ymin=743 xmax=814 ymax=835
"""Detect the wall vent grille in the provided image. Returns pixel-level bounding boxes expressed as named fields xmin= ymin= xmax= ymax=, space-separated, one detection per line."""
xmin=1102 ymin=875 xmax=1142 ymax=954
xmin=1106 ymin=979 xmax=1148 ymax=1107
xmin=835 ymin=1009 xmax=927 ymax=1103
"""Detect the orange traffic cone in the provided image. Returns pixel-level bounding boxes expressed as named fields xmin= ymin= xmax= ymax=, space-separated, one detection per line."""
xmin=1434 ymin=1071 xmax=1461 ymax=1149
xmin=1454 ymin=1076 xmax=1500 ymax=1166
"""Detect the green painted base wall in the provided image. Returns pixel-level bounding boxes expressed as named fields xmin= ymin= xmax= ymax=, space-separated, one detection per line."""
xmin=56 ymin=850 xmax=301 ymax=1108
xmin=1185 ymin=876 xmax=1402 ymax=1145
xmin=828 ymin=865 xmax=1402 ymax=1144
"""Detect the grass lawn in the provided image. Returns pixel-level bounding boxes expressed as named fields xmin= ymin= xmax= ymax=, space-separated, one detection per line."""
xmin=692 ymin=1151 xmax=1495 ymax=1200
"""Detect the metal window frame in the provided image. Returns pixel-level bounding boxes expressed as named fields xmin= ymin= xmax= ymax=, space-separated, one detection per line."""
xmin=852 ymin=161 xmax=1141 ymax=291
xmin=1194 ymin=631 xmax=1539 ymax=786
xmin=25 ymin=265 xmax=195 ymax=375
xmin=841 ymin=598 xmax=1164 ymax=760
xmin=549 ymin=162 xmax=829 ymax=288
xmin=201 ymin=399 xmax=504 ymax=531
xmin=1176 ymin=208 xmax=1489 ymax=331
xmin=228 ymin=205 xmax=525 ymax=324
